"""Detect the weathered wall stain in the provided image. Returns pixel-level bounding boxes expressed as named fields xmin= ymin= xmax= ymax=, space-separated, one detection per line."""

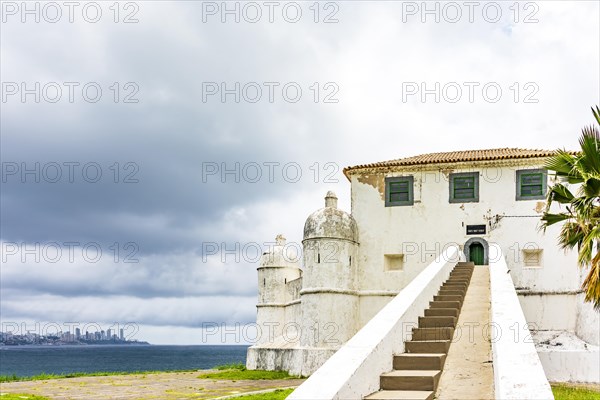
xmin=534 ymin=201 xmax=546 ymax=213
xmin=357 ymin=174 xmax=385 ymax=200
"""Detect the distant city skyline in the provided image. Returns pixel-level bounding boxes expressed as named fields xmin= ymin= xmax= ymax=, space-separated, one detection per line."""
xmin=0 ymin=327 xmax=147 ymax=346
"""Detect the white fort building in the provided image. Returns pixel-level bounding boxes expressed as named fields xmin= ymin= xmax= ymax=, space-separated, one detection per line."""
xmin=246 ymin=148 xmax=599 ymax=395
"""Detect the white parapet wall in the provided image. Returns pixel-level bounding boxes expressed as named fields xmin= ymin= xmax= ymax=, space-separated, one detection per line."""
xmin=537 ymin=346 xmax=600 ymax=383
xmin=533 ymin=330 xmax=600 ymax=383
xmin=287 ymin=245 xmax=461 ymax=400
xmin=489 ymin=243 xmax=555 ymax=400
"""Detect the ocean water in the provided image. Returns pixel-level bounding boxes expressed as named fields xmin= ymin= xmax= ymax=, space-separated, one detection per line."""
xmin=0 ymin=345 xmax=248 ymax=377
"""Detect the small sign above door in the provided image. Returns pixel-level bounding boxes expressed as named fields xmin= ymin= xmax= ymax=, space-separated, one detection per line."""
xmin=466 ymin=224 xmax=486 ymax=235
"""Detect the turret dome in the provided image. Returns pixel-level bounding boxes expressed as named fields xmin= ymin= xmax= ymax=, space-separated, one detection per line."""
xmin=259 ymin=234 xmax=300 ymax=268
xmin=303 ymin=192 xmax=358 ymax=243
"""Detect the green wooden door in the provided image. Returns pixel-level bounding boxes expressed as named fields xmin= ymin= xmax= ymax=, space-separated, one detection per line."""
xmin=469 ymin=243 xmax=484 ymax=265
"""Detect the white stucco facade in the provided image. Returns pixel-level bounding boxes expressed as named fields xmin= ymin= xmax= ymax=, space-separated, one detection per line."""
xmin=246 ymin=149 xmax=599 ymax=383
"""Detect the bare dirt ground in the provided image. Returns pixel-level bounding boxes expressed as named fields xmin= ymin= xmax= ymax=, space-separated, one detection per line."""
xmin=0 ymin=370 xmax=305 ymax=400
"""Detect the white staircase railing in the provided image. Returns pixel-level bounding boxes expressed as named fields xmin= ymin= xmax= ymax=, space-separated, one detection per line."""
xmin=489 ymin=243 xmax=554 ymax=400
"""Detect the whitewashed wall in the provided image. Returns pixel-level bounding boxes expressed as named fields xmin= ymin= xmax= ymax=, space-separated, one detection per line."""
xmin=349 ymin=159 xmax=581 ymax=329
xmin=576 ymin=293 xmax=600 ymax=346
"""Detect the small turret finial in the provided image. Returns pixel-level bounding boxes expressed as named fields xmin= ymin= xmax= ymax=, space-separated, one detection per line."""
xmin=325 ymin=191 xmax=338 ymax=209
xmin=275 ymin=234 xmax=286 ymax=245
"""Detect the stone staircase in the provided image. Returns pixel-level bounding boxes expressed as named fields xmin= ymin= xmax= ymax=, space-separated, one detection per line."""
xmin=364 ymin=262 xmax=475 ymax=400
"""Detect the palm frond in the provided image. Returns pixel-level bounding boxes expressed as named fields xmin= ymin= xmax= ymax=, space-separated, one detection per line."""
xmin=577 ymin=126 xmax=600 ymax=178
xmin=593 ymin=105 xmax=600 ymax=126
xmin=540 ymin=212 xmax=572 ymax=230
xmin=579 ymin=225 xmax=600 ymax=265
xmin=545 ymin=150 xmax=583 ymax=183
xmin=558 ymin=221 xmax=586 ymax=252
xmin=582 ymin=250 xmax=600 ymax=310
xmin=548 ymin=183 xmax=575 ymax=204
xmin=582 ymin=178 xmax=600 ymax=199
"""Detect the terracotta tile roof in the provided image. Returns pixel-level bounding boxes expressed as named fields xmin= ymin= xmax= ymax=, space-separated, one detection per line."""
xmin=344 ymin=148 xmax=574 ymax=176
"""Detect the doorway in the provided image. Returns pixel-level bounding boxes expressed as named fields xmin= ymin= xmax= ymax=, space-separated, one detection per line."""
xmin=463 ymin=237 xmax=489 ymax=265
xmin=469 ymin=242 xmax=485 ymax=265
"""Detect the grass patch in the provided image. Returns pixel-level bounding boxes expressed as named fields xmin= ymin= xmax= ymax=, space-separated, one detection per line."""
xmin=235 ymin=388 xmax=295 ymax=400
xmin=552 ymin=384 xmax=600 ymax=400
xmin=197 ymin=369 xmax=295 ymax=380
xmin=214 ymin=362 xmax=246 ymax=370
xmin=0 ymin=370 xmax=196 ymax=383
xmin=199 ymin=364 xmax=299 ymax=380
xmin=0 ymin=365 xmax=299 ymax=383
xmin=0 ymin=394 xmax=50 ymax=400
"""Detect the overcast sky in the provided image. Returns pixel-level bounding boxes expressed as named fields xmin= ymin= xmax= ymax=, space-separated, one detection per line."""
xmin=1 ymin=1 xmax=599 ymax=344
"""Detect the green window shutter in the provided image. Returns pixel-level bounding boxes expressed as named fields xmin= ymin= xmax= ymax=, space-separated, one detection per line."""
xmin=516 ymin=169 xmax=547 ymax=200
xmin=385 ymin=176 xmax=414 ymax=207
xmin=389 ymin=181 xmax=410 ymax=202
xmin=449 ymin=172 xmax=479 ymax=203
xmin=453 ymin=176 xmax=475 ymax=199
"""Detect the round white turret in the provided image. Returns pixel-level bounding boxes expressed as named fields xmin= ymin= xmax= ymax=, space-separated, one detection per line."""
xmin=255 ymin=234 xmax=301 ymax=345
xmin=300 ymin=192 xmax=360 ymax=348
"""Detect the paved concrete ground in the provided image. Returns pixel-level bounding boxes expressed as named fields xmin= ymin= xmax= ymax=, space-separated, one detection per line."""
xmin=436 ymin=266 xmax=494 ymax=400
xmin=0 ymin=371 xmax=305 ymax=400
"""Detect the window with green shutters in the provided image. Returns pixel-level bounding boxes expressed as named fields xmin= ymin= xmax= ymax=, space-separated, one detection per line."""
xmin=516 ymin=169 xmax=547 ymax=200
xmin=449 ymin=172 xmax=479 ymax=203
xmin=385 ymin=176 xmax=414 ymax=206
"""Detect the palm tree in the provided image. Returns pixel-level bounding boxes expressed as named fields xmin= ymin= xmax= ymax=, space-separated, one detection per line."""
xmin=541 ymin=106 xmax=600 ymax=309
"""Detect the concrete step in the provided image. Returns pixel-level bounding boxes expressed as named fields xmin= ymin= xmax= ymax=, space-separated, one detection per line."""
xmin=439 ymin=285 xmax=467 ymax=291
xmin=456 ymin=261 xmax=475 ymax=267
xmin=394 ymin=353 xmax=447 ymax=370
xmin=419 ymin=316 xmax=456 ymax=328
xmin=433 ymin=295 xmax=463 ymax=303
xmin=451 ymin=271 xmax=473 ymax=276
xmin=429 ymin=301 xmax=461 ymax=309
xmin=380 ymin=370 xmax=441 ymax=391
xmin=449 ymin=275 xmax=472 ymax=281
xmin=448 ymin=275 xmax=471 ymax=281
xmin=437 ymin=290 xmax=465 ymax=296
xmin=447 ymin=279 xmax=470 ymax=284
xmin=364 ymin=390 xmax=434 ymax=400
xmin=446 ymin=276 xmax=470 ymax=281
xmin=405 ymin=340 xmax=451 ymax=354
xmin=445 ymin=281 xmax=469 ymax=286
xmin=442 ymin=282 xmax=468 ymax=289
xmin=424 ymin=308 xmax=458 ymax=317
xmin=446 ymin=278 xmax=470 ymax=283
xmin=412 ymin=327 xmax=454 ymax=341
